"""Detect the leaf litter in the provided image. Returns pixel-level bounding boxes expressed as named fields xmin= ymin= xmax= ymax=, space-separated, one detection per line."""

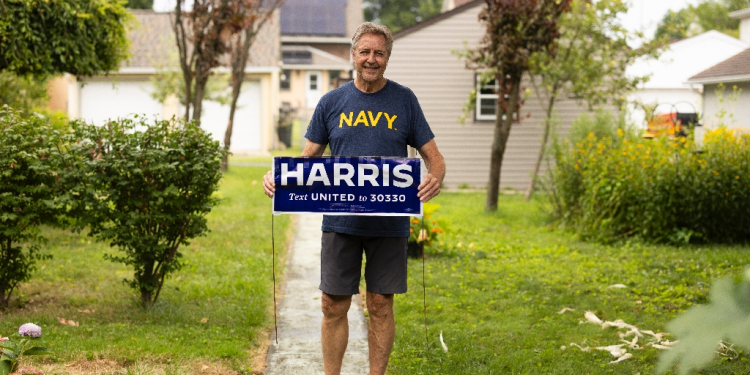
xmin=568 ymin=311 xmax=677 ymax=364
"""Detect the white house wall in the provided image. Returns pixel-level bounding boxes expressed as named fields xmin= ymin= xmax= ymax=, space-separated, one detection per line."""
xmin=701 ymin=82 xmax=750 ymax=132
xmin=388 ymin=4 xmax=593 ymax=190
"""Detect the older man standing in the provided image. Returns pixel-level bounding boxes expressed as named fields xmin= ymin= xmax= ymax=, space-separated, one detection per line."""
xmin=263 ymin=22 xmax=445 ymax=375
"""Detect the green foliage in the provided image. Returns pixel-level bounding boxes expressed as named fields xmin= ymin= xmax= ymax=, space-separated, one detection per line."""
xmin=0 ymin=325 xmax=52 ymax=375
xmin=655 ymin=0 xmax=750 ymax=41
xmin=530 ymin=0 xmax=665 ymax=110
xmin=657 ymin=268 xmax=750 ymax=374
xmin=62 ymin=116 xmax=228 ymax=306
xmin=408 ymin=203 xmax=444 ymax=245
xmin=0 ymin=108 xmax=61 ymax=308
xmin=0 ymin=0 xmax=131 ymax=77
xmin=0 ymin=72 xmax=49 ymax=113
xmin=364 ymin=0 xmax=442 ymax=33
xmin=566 ymin=108 xmax=631 ymax=145
xmin=125 ymin=0 xmax=153 ymax=9
xmin=550 ymin=126 xmax=750 ymax=244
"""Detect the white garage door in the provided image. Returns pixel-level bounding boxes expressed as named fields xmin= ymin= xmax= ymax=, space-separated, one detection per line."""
xmin=78 ymin=78 xmax=263 ymax=153
xmin=79 ymin=80 xmax=163 ymax=125
xmin=200 ymin=80 xmax=262 ymax=153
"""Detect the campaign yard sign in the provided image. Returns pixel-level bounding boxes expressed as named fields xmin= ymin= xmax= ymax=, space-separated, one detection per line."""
xmin=273 ymin=157 xmax=422 ymax=216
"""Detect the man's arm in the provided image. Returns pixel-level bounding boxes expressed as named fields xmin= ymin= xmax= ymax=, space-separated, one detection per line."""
xmin=416 ymin=139 xmax=445 ymax=202
xmin=262 ymin=141 xmax=327 ymax=198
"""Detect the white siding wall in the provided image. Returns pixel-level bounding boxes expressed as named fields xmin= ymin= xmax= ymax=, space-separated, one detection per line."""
xmin=388 ymin=4 xmax=593 ymax=190
xmin=699 ymin=82 xmax=750 ymax=143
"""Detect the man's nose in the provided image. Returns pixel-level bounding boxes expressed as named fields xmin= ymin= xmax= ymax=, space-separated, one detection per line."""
xmin=366 ymin=52 xmax=377 ymax=63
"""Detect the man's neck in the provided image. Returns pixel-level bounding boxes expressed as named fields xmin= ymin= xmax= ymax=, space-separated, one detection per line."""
xmin=354 ymin=77 xmax=387 ymax=93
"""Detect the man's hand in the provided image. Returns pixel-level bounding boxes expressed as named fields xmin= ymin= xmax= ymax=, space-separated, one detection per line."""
xmin=263 ymin=170 xmax=275 ymax=198
xmin=417 ymin=173 xmax=441 ymax=202
xmin=417 ymin=139 xmax=445 ymax=203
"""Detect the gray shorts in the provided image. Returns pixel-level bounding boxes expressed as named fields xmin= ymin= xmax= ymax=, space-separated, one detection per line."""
xmin=320 ymin=232 xmax=408 ymax=295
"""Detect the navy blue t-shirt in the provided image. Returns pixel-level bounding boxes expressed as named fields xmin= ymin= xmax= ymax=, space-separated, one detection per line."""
xmin=305 ymin=80 xmax=435 ymax=237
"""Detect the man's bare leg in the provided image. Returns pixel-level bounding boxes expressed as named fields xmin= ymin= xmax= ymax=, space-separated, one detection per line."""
xmin=366 ymin=291 xmax=395 ymax=375
xmin=321 ymin=293 xmax=352 ymax=375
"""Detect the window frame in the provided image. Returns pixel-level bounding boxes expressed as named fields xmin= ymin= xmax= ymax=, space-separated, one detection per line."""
xmin=474 ymin=74 xmax=519 ymax=123
xmin=280 ymin=69 xmax=291 ymax=91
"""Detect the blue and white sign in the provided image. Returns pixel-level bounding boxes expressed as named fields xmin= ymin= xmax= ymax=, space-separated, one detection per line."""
xmin=273 ymin=157 xmax=422 ymax=216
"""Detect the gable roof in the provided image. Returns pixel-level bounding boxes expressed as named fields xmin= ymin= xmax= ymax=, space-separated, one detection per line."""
xmin=121 ymin=10 xmax=279 ymax=72
xmin=281 ymin=0 xmax=348 ymax=36
xmin=394 ymin=0 xmax=482 ymax=39
xmin=688 ymin=47 xmax=750 ymax=83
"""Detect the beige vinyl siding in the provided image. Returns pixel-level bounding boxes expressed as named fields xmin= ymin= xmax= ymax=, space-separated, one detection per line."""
xmin=389 ymin=4 xmax=594 ymax=190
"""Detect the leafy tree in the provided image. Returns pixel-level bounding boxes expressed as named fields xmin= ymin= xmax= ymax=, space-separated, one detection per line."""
xmin=364 ymin=0 xmax=442 ymax=32
xmin=64 ymin=117 xmax=228 ymax=306
xmin=0 ymin=108 xmax=60 ymax=308
xmin=523 ymin=0 xmax=664 ymax=200
xmin=0 ymin=0 xmax=131 ymax=77
xmin=655 ymin=0 xmax=750 ymax=41
xmin=0 ymin=72 xmax=49 ymax=113
xmin=172 ymin=0 xmax=274 ymax=122
xmin=222 ymin=0 xmax=283 ymax=171
xmin=126 ymin=0 xmax=153 ymax=9
xmin=461 ymin=0 xmax=571 ymax=212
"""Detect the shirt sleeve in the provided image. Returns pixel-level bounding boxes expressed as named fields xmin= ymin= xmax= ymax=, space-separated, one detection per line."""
xmin=304 ymin=101 xmax=330 ymax=145
xmin=407 ymin=90 xmax=435 ymax=150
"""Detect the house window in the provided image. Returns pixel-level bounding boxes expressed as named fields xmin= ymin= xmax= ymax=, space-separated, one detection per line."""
xmin=309 ymin=73 xmax=318 ymax=90
xmin=282 ymin=50 xmax=312 ymax=64
xmin=475 ymin=74 xmax=518 ymax=122
xmin=280 ymin=69 xmax=291 ymax=91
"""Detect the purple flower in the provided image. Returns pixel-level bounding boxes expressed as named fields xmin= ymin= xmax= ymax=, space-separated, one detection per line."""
xmin=18 ymin=323 xmax=42 ymax=338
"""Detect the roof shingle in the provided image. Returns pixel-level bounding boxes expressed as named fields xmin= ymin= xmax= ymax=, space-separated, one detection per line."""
xmin=689 ymin=47 xmax=750 ymax=82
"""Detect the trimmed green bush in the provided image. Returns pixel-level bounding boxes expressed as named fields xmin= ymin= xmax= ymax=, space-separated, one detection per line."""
xmin=0 ymin=107 xmax=61 ymax=308
xmin=62 ymin=116 xmax=228 ymax=306
xmin=550 ymin=126 xmax=750 ymax=244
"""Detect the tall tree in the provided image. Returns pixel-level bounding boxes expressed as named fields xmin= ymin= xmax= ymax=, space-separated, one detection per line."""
xmin=0 ymin=0 xmax=130 ymax=77
xmin=523 ymin=0 xmax=664 ymax=200
xmin=365 ymin=0 xmax=442 ymax=32
xmin=462 ymin=0 xmax=571 ymax=212
xmin=222 ymin=0 xmax=284 ymax=171
xmin=172 ymin=0 xmax=260 ymax=122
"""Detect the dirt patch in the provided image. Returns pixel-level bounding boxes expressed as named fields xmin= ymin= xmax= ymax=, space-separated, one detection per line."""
xmin=35 ymin=359 xmax=243 ymax=375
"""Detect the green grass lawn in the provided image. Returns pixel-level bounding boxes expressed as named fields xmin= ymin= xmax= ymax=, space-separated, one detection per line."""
xmin=0 ymin=166 xmax=289 ymax=375
xmin=390 ymin=192 xmax=750 ymax=374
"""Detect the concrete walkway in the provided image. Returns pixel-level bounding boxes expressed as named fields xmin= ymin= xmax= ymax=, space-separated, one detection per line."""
xmin=265 ymin=214 xmax=370 ymax=375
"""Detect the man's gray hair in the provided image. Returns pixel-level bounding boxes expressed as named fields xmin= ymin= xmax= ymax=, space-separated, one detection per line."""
xmin=351 ymin=22 xmax=394 ymax=55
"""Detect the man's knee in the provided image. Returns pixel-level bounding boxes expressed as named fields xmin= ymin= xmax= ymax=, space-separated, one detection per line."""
xmin=367 ymin=293 xmax=393 ymax=319
xmin=321 ymin=293 xmax=352 ymax=318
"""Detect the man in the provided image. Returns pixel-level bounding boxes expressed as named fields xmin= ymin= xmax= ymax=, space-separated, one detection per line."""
xmin=263 ymin=22 xmax=445 ymax=375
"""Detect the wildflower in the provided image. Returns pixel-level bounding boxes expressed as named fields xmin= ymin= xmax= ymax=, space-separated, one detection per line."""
xmin=410 ymin=228 xmax=414 ymax=233
xmin=431 ymin=228 xmax=443 ymax=233
xmin=412 ymin=219 xmax=419 ymax=224
xmin=19 ymin=323 xmax=42 ymax=338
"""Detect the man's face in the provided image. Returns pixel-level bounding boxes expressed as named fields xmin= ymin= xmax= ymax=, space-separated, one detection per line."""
xmin=352 ymin=33 xmax=389 ymax=83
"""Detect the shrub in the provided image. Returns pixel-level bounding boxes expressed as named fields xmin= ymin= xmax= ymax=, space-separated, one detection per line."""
xmin=63 ymin=116 xmax=228 ymax=306
xmin=0 ymin=107 xmax=60 ymax=308
xmin=550 ymin=126 xmax=750 ymax=244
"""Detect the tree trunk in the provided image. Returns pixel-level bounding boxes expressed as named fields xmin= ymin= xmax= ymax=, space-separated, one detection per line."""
xmin=524 ymin=90 xmax=557 ymax=201
xmin=486 ymin=78 xmax=521 ymax=212
xmin=192 ymin=73 xmax=208 ymax=125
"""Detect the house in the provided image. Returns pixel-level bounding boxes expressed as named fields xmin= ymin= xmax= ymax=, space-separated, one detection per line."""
xmin=61 ymin=9 xmax=281 ymax=155
xmin=626 ymin=30 xmax=748 ymax=127
xmin=386 ymin=0 xmax=597 ymax=190
xmin=279 ymin=0 xmax=362 ymax=117
xmin=686 ymin=7 xmax=750 ymax=139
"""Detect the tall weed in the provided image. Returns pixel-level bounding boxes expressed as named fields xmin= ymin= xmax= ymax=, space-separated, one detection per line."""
xmin=551 ymin=126 xmax=750 ymax=244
